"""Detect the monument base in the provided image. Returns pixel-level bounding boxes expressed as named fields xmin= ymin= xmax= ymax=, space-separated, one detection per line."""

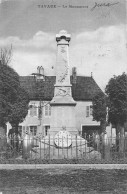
xmin=50 ymin=104 xmax=77 ymax=136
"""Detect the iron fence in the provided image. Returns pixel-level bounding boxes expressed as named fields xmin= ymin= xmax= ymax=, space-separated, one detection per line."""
xmin=1 ymin=133 xmax=127 ymax=161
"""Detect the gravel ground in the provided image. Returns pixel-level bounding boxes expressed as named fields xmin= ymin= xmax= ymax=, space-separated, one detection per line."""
xmin=1 ymin=169 xmax=127 ymax=193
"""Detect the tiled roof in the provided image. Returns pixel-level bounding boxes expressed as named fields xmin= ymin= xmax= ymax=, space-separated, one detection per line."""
xmin=20 ymin=76 xmax=103 ymax=101
xmin=71 ymin=76 xmax=103 ymax=101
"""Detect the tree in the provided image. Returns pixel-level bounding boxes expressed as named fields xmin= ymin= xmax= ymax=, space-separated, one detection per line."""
xmin=105 ymin=73 xmax=127 ymax=152
xmin=8 ymin=86 xmax=29 ymax=133
xmin=7 ymin=86 xmax=29 ymax=151
xmin=92 ymin=91 xmax=107 ymax=133
xmin=0 ymin=46 xmax=29 ymax=136
xmin=0 ymin=47 xmax=19 ymax=132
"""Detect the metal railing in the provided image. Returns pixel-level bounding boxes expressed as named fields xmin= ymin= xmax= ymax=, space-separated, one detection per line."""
xmin=1 ymin=134 xmax=127 ymax=161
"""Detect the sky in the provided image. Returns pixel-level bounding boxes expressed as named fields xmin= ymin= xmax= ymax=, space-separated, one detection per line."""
xmin=0 ymin=0 xmax=127 ymax=91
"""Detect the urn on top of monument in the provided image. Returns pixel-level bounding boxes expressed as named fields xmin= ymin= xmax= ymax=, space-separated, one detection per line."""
xmin=55 ymin=30 xmax=71 ymax=86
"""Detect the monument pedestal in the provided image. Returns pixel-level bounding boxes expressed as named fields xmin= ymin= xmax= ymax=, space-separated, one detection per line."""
xmin=50 ymin=100 xmax=77 ymax=136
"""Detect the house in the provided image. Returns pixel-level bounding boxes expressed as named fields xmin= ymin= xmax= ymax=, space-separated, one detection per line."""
xmin=7 ymin=68 xmax=105 ymax=138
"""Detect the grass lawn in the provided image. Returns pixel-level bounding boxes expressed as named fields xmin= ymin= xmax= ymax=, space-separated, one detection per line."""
xmin=0 ymin=168 xmax=127 ymax=193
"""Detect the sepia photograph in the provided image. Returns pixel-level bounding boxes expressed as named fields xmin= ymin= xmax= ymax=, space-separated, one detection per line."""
xmin=0 ymin=0 xmax=127 ymax=193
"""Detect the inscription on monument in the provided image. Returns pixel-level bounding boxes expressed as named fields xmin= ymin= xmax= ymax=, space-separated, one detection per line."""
xmin=57 ymin=45 xmax=69 ymax=83
xmin=55 ymin=87 xmax=71 ymax=97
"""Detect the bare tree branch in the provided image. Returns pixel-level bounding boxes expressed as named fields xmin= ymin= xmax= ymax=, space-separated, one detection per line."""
xmin=0 ymin=45 xmax=13 ymax=66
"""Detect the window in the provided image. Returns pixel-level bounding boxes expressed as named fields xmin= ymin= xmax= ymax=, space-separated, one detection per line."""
xmin=29 ymin=105 xmax=37 ymax=117
xmin=22 ymin=126 xmax=29 ymax=136
xmin=45 ymin=104 xmax=51 ymax=116
xmin=44 ymin=126 xmax=50 ymax=136
xmin=30 ymin=126 xmax=37 ymax=136
xmin=86 ymin=106 xmax=93 ymax=117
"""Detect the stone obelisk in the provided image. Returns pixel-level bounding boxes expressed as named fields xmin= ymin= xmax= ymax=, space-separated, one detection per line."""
xmin=50 ymin=30 xmax=77 ymax=135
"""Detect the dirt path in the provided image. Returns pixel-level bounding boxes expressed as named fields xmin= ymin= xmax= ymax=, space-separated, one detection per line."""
xmin=1 ymin=163 xmax=127 ymax=170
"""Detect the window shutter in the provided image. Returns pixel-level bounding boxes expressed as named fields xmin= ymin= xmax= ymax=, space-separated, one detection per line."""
xmin=45 ymin=105 xmax=48 ymax=116
xmin=90 ymin=105 xmax=93 ymax=116
xmin=86 ymin=106 xmax=89 ymax=117
xmin=49 ymin=105 xmax=51 ymax=116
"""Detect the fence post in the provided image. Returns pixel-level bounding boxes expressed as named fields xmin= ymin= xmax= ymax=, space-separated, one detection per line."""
xmin=44 ymin=136 xmax=45 ymax=159
xmin=67 ymin=134 xmax=68 ymax=159
xmin=124 ymin=136 xmax=126 ymax=158
xmin=22 ymin=134 xmax=31 ymax=159
xmin=119 ymin=130 xmax=125 ymax=156
xmin=88 ymin=135 xmax=90 ymax=158
xmin=62 ymin=135 xmax=64 ymax=159
xmin=76 ymin=135 xmax=78 ymax=159
xmin=103 ymin=134 xmax=110 ymax=160
xmin=58 ymin=134 xmax=59 ymax=159
xmin=80 ymin=135 xmax=81 ymax=158
xmin=40 ymin=137 xmax=41 ymax=160
xmin=49 ymin=134 xmax=50 ymax=161
xmin=71 ymin=135 xmax=72 ymax=159
xmin=85 ymin=133 xmax=86 ymax=157
xmin=53 ymin=136 xmax=55 ymax=158
xmin=35 ymin=137 xmax=37 ymax=159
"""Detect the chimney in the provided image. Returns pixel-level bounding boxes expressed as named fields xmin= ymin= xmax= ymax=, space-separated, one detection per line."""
xmin=36 ymin=66 xmax=45 ymax=81
xmin=72 ymin=67 xmax=77 ymax=84
xmin=40 ymin=66 xmax=44 ymax=76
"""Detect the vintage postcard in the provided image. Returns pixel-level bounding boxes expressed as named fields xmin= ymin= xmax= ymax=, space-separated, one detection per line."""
xmin=0 ymin=0 xmax=127 ymax=193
